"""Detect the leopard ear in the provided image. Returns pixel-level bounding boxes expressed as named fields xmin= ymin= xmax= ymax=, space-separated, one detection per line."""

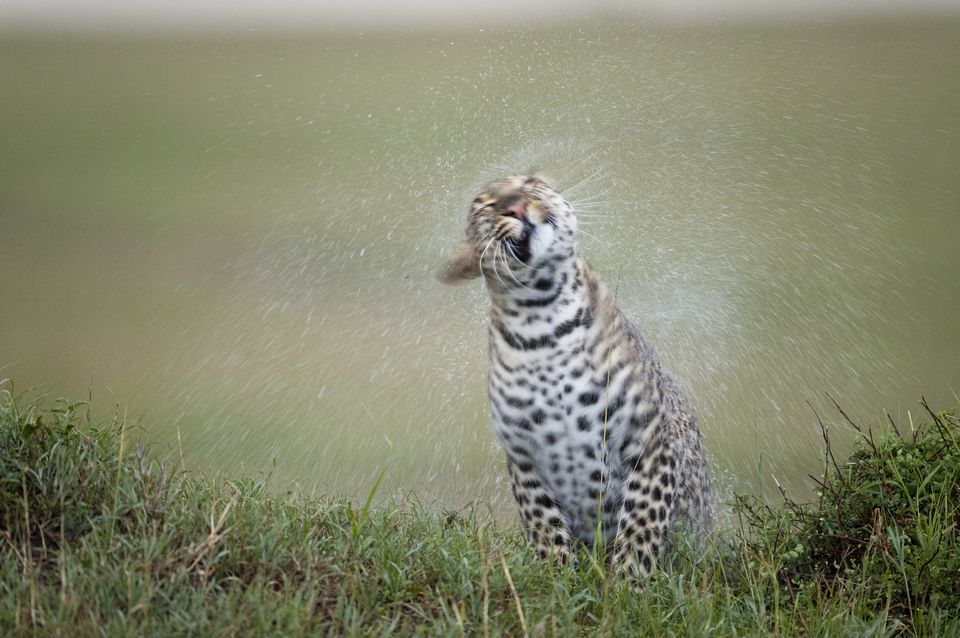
xmin=529 ymin=170 xmax=552 ymax=187
xmin=438 ymin=241 xmax=481 ymax=285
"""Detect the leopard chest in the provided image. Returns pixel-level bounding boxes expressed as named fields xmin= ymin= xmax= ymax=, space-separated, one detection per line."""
xmin=488 ymin=340 xmax=630 ymax=541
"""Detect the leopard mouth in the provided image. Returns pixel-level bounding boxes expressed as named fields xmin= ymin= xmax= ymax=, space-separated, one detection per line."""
xmin=506 ymin=221 xmax=534 ymax=264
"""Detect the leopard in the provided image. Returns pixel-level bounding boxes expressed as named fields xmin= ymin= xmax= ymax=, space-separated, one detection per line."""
xmin=440 ymin=174 xmax=713 ymax=578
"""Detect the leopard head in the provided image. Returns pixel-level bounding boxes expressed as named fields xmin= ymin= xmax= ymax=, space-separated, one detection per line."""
xmin=440 ymin=174 xmax=578 ymax=286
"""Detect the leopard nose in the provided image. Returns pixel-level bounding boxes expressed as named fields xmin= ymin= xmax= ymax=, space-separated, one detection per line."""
xmin=503 ymin=197 xmax=528 ymax=219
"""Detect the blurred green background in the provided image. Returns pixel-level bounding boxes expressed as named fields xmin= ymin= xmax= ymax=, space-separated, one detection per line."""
xmin=1 ymin=17 xmax=958 ymax=516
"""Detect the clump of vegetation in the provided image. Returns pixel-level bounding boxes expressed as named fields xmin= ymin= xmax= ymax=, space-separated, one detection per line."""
xmin=735 ymin=399 xmax=960 ymax=626
xmin=1 ymin=382 xmax=958 ymax=636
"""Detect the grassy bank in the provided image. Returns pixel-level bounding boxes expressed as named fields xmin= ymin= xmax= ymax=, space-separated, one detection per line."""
xmin=1 ymin=385 xmax=958 ymax=636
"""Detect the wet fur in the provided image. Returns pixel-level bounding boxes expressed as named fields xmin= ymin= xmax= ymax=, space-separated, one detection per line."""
xmin=442 ymin=175 xmax=713 ymax=578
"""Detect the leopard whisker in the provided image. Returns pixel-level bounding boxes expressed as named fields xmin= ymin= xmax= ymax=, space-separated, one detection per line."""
xmin=575 ymin=218 xmax=606 ymax=229
xmin=503 ymin=240 xmax=534 ymax=271
xmin=572 ymin=201 xmax=611 ymax=210
xmin=570 ymin=203 xmax=610 ymax=213
xmin=577 ymin=225 xmax=612 ymax=250
xmin=570 ymin=195 xmax=610 ymax=205
xmin=569 ymin=190 xmax=609 ymax=201
xmin=571 ymin=212 xmax=608 ymax=218
xmin=555 ymin=149 xmax=604 ymax=188
xmin=478 ymin=236 xmax=496 ymax=276
xmin=501 ymin=244 xmax=533 ymax=290
xmin=562 ymin=164 xmax=607 ymax=197
xmin=499 ymin=244 xmax=520 ymax=287
xmin=508 ymin=247 xmax=558 ymax=287
xmin=490 ymin=242 xmax=508 ymax=290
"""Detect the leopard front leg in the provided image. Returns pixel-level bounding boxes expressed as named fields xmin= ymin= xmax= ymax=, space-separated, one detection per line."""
xmin=609 ymin=448 xmax=675 ymax=580
xmin=506 ymin=460 xmax=572 ymax=562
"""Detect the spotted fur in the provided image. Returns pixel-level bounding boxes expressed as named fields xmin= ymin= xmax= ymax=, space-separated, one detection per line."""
xmin=441 ymin=175 xmax=713 ymax=578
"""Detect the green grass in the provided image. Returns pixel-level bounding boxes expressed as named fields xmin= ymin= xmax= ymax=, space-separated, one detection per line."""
xmin=1 ymin=383 xmax=958 ymax=636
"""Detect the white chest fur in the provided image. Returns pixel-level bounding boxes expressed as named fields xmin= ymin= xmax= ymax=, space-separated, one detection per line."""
xmin=487 ymin=296 xmax=636 ymax=545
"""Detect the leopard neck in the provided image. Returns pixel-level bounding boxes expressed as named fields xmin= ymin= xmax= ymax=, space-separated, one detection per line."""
xmin=486 ymin=252 xmax=598 ymax=365
xmin=487 ymin=247 xmax=581 ymax=307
